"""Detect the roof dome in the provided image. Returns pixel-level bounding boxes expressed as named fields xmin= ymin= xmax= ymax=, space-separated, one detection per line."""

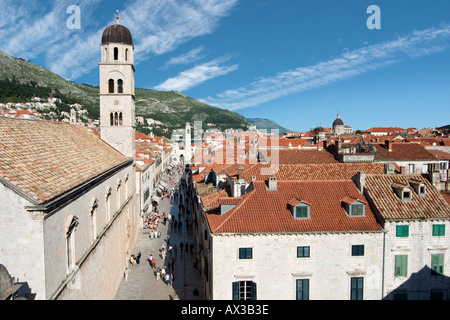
xmin=101 ymin=16 xmax=133 ymax=46
xmin=332 ymin=113 xmax=344 ymax=127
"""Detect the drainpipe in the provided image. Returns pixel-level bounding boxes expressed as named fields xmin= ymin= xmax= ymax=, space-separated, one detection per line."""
xmin=382 ymin=229 xmax=386 ymax=300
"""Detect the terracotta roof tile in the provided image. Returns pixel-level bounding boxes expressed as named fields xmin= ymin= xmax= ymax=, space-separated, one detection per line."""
xmin=206 ymin=180 xmax=382 ymax=234
xmin=364 ymin=174 xmax=450 ymax=220
xmin=0 ymin=118 xmax=130 ymax=204
xmin=373 ymin=143 xmax=437 ymax=161
xmin=260 ymin=149 xmax=339 ymax=164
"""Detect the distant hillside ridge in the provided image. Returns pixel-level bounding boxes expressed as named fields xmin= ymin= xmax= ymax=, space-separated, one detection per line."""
xmin=246 ymin=118 xmax=290 ymax=135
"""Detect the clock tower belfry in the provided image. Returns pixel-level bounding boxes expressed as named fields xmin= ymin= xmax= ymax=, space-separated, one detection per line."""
xmin=99 ymin=11 xmax=135 ymax=159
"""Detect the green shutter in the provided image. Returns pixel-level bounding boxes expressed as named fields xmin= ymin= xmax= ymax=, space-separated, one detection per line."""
xmin=396 ymin=225 xmax=409 ymax=237
xmin=431 ymin=254 xmax=444 ymax=275
xmin=296 ymin=279 xmax=310 ymax=300
xmin=297 ymin=246 xmax=310 ymax=258
xmin=239 ymin=248 xmax=252 ymax=259
xmin=395 ymin=255 xmax=408 ymax=277
xmin=350 ymin=277 xmax=364 ymax=300
xmin=232 ymin=282 xmax=239 ymax=300
xmin=433 ymin=225 xmax=445 ymax=236
xmin=251 ymin=282 xmax=257 ymax=300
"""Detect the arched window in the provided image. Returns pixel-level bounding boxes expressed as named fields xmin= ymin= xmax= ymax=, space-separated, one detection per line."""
xmin=104 ymin=48 xmax=108 ymax=61
xmin=119 ymin=112 xmax=123 ymax=125
xmin=118 ymin=79 xmax=124 ymax=94
xmin=110 ymin=112 xmax=114 ymax=126
xmin=108 ymin=79 xmax=114 ymax=93
xmin=125 ymin=49 xmax=129 ymax=61
xmin=114 ymin=47 xmax=119 ymax=60
xmin=114 ymin=112 xmax=119 ymax=126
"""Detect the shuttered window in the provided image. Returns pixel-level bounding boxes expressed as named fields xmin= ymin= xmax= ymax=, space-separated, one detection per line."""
xmin=394 ymin=255 xmax=408 ymax=277
xmin=396 ymin=225 xmax=409 ymax=237
xmin=296 ymin=279 xmax=310 ymax=300
xmin=431 ymin=254 xmax=444 ymax=276
xmin=297 ymin=246 xmax=310 ymax=258
xmin=232 ymin=281 xmax=257 ymax=300
xmin=239 ymin=248 xmax=253 ymax=259
xmin=432 ymin=224 xmax=445 ymax=237
xmin=350 ymin=277 xmax=364 ymax=300
xmin=351 ymin=245 xmax=365 ymax=256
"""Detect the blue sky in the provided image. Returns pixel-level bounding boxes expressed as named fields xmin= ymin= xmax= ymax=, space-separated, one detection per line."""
xmin=1 ymin=0 xmax=450 ymax=132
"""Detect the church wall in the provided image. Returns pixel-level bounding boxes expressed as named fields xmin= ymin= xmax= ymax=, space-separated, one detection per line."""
xmin=0 ymin=183 xmax=46 ymax=299
xmin=41 ymin=164 xmax=138 ymax=300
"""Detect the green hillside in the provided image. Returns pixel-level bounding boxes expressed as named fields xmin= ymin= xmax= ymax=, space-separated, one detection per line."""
xmin=246 ymin=118 xmax=290 ymax=135
xmin=0 ymin=50 xmax=250 ymax=136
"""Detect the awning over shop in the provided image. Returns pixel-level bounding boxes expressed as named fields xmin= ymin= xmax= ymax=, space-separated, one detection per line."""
xmin=152 ymin=195 xmax=161 ymax=203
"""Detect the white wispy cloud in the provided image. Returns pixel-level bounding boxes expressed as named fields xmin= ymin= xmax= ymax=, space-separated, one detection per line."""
xmin=121 ymin=0 xmax=237 ymax=62
xmin=154 ymin=56 xmax=239 ymax=92
xmin=160 ymin=46 xmax=206 ymax=70
xmin=200 ymin=23 xmax=450 ymax=110
xmin=0 ymin=0 xmax=238 ymax=80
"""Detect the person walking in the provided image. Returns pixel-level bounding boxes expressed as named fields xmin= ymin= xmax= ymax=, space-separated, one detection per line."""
xmin=165 ymin=273 xmax=170 ymax=286
xmin=156 ymin=267 xmax=161 ymax=280
xmin=193 ymin=288 xmax=200 ymax=300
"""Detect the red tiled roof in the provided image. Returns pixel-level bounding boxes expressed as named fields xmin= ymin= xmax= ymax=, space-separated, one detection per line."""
xmin=364 ymin=174 xmax=450 ymax=220
xmin=441 ymin=191 xmax=450 ymax=206
xmin=259 ymin=149 xmax=339 ymax=164
xmin=365 ymin=127 xmax=406 ymax=133
xmin=0 ymin=118 xmax=130 ymax=204
xmin=373 ymin=143 xmax=437 ymax=161
xmin=206 ymin=180 xmax=383 ymax=234
xmin=242 ymin=163 xmax=392 ymax=181
xmin=427 ymin=150 xmax=450 ymax=160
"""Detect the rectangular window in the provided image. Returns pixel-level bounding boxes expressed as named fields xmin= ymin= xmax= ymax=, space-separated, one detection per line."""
xmin=232 ymin=281 xmax=257 ymax=300
xmin=295 ymin=206 xmax=309 ymax=219
xmin=297 ymin=246 xmax=310 ymax=258
xmin=350 ymin=277 xmax=364 ymax=300
xmin=239 ymin=248 xmax=253 ymax=259
xmin=143 ymin=188 xmax=150 ymax=203
xmin=408 ymin=164 xmax=415 ymax=174
xmin=431 ymin=254 xmax=444 ymax=276
xmin=396 ymin=225 xmax=409 ymax=237
xmin=432 ymin=224 xmax=445 ymax=237
xmin=351 ymin=245 xmax=365 ymax=256
xmin=296 ymin=279 xmax=310 ymax=300
xmin=351 ymin=203 xmax=364 ymax=216
xmin=394 ymin=255 xmax=408 ymax=277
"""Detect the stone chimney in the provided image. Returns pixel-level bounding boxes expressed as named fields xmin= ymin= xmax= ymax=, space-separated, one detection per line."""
xmin=400 ymin=166 xmax=407 ymax=175
xmin=385 ymin=139 xmax=393 ymax=152
xmin=267 ymin=177 xmax=277 ymax=191
xmin=354 ymin=171 xmax=366 ymax=194
xmin=384 ymin=163 xmax=395 ymax=174
xmin=238 ymin=166 xmax=244 ymax=181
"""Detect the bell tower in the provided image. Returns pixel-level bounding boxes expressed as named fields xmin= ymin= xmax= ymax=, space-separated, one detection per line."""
xmin=99 ymin=11 xmax=135 ymax=159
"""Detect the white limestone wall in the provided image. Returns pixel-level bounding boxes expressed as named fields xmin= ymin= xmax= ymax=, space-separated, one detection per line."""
xmin=0 ymin=184 xmax=45 ymax=299
xmin=45 ymin=164 xmax=138 ymax=300
xmin=211 ymin=232 xmax=384 ymax=300
xmin=383 ymin=220 xmax=450 ymax=299
xmin=1 ymin=164 xmax=138 ymax=300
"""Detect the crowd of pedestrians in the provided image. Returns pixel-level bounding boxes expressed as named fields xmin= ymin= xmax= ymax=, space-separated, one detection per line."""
xmin=120 ymin=160 xmax=202 ymax=299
